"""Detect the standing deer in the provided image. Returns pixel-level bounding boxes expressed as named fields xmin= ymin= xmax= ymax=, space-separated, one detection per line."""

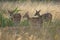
xmin=23 ymin=12 xmax=43 ymax=27
xmin=23 ymin=12 xmax=43 ymax=40
xmin=34 ymin=10 xmax=52 ymax=23
xmin=8 ymin=10 xmax=21 ymax=26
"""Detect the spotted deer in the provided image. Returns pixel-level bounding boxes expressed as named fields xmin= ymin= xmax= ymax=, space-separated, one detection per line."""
xmin=23 ymin=12 xmax=43 ymax=40
xmin=8 ymin=10 xmax=21 ymax=26
xmin=34 ymin=10 xmax=52 ymax=23
xmin=23 ymin=12 xmax=43 ymax=27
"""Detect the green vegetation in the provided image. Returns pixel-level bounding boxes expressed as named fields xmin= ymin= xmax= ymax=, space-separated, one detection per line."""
xmin=0 ymin=7 xmax=22 ymax=27
xmin=20 ymin=20 xmax=29 ymax=26
xmin=0 ymin=8 xmax=29 ymax=27
xmin=0 ymin=11 xmax=14 ymax=27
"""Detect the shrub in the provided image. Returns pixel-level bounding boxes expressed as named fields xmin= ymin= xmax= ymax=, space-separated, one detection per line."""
xmin=0 ymin=12 xmax=14 ymax=27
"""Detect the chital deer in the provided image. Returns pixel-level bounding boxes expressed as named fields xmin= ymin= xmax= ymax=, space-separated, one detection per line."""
xmin=23 ymin=12 xmax=43 ymax=27
xmin=34 ymin=10 xmax=52 ymax=23
xmin=23 ymin=12 xmax=43 ymax=40
xmin=8 ymin=10 xmax=21 ymax=26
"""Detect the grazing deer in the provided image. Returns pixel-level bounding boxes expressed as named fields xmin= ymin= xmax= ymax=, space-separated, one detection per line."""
xmin=23 ymin=12 xmax=43 ymax=27
xmin=34 ymin=10 xmax=52 ymax=23
xmin=8 ymin=10 xmax=21 ymax=26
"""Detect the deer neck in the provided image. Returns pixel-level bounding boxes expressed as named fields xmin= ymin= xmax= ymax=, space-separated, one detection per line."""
xmin=37 ymin=14 xmax=41 ymax=17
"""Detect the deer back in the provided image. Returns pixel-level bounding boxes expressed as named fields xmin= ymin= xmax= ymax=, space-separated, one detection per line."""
xmin=23 ymin=12 xmax=43 ymax=26
xmin=41 ymin=13 xmax=52 ymax=22
xmin=8 ymin=10 xmax=22 ymax=26
xmin=13 ymin=13 xmax=21 ymax=22
xmin=34 ymin=10 xmax=52 ymax=22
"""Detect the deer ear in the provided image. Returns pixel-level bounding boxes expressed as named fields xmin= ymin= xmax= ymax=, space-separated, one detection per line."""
xmin=8 ymin=10 xmax=11 ymax=13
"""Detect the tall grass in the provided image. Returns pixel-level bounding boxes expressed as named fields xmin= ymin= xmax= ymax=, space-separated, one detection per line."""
xmin=47 ymin=20 xmax=60 ymax=40
xmin=0 ymin=1 xmax=60 ymax=40
xmin=0 ymin=19 xmax=60 ymax=40
xmin=0 ymin=12 xmax=14 ymax=27
xmin=20 ymin=20 xmax=29 ymax=26
xmin=0 ymin=10 xmax=60 ymax=40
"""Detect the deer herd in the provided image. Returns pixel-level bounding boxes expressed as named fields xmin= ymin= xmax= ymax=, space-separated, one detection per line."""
xmin=8 ymin=9 xmax=52 ymax=27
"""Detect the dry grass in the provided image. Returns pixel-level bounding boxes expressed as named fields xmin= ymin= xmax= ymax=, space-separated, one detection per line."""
xmin=0 ymin=1 xmax=60 ymax=20
xmin=0 ymin=21 xmax=60 ymax=40
xmin=0 ymin=1 xmax=60 ymax=40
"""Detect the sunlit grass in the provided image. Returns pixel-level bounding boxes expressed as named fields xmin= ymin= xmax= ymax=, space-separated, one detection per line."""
xmin=0 ymin=12 xmax=60 ymax=40
xmin=0 ymin=1 xmax=60 ymax=40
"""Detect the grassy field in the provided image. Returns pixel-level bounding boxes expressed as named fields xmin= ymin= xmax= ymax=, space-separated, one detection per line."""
xmin=0 ymin=1 xmax=60 ymax=40
xmin=0 ymin=1 xmax=60 ymax=20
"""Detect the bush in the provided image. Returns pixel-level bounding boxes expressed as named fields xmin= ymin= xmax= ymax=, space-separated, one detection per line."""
xmin=0 ymin=12 xmax=14 ymax=27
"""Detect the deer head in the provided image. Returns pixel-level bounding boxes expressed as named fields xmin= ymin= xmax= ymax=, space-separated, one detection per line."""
xmin=23 ymin=12 xmax=29 ymax=19
xmin=34 ymin=10 xmax=41 ymax=16
xmin=8 ymin=10 xmax=15 ymax=16
xmin=8 ymin=7 xmax=21 ymax=16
